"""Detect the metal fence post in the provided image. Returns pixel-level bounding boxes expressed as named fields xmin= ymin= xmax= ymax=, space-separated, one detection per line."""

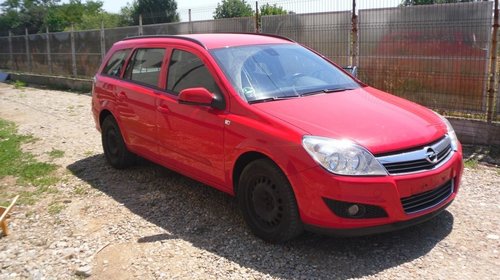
xmin=139 ymin=14 xmax=143 ymax=35
xmin=46 ymin=26 xmax=52 ymax=74
xmin=8 ymin=31 xmax=14 ymax=70
xmin=487 ymin=0 xmax=498 ymax=123
xmin=70 ymin=24 xmax=77 ymax=77
xmin=100 ymin=20 xmax=106 ymax=60
xmin=188 ymin=9 xmax=193 ymax=34
xmin=351 ymin=0 xmax=358 ymax=67
xmin=255 ymin=1 xmax=260 ymax=33
xmin=25 ymin=28 xmax=32 ymax=72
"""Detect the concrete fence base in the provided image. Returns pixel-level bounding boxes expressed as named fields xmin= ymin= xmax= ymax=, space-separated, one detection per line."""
xmin=449 ymin=118 xmax=500 ymax=146
xmin=9 ymin=72 xmax=92 ymax=93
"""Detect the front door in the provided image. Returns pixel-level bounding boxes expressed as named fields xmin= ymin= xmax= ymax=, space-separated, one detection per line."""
xmin=156 ymin=48 xmax=227 ymax=187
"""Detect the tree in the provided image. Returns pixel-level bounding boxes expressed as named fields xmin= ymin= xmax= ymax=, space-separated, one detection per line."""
xmin=53 ymin=0 xmax=104 ymax=30
xmin=75 ymin=10 xmax=122 ymax=29
xmin=0 ymin=0 xmax=122 ymax=34
xmin=119 ymin=3 xmax=136 ymax=26
xmin=0 ymin=0 xmax=59 ymax=34
xmin=213 ymin=0 xmax=254 ymax=19
xmin=401 ymin=0 xmax=477 ymax=5
xmin=128 ymin=0 xmax=180 ymax=25
xmin=260 ymin=3 xmax=288 ymax=16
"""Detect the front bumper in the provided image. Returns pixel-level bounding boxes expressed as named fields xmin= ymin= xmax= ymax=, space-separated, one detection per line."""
xmin=304 ymin=199 xmax=453 ymax=236
xmin=288 ymin=150 xmax=463 ymax=235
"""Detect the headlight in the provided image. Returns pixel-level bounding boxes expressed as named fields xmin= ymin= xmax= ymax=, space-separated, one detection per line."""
xmin=434 ymin=112 xmax=459 ymax=151
xmin=302 ymin=136 xmax=387 ymax=176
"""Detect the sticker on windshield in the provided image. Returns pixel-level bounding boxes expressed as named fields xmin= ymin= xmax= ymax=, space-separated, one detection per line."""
xmin=242 ymin=87 xmax=256 ymax=99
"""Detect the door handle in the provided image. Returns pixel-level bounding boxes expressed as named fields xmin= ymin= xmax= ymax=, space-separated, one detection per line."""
xmin=157 ymin=105 xmax=170 ymax=114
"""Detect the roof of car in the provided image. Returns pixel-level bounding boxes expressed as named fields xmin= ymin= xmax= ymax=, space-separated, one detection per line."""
xmin=121 ymin=33 xmax=295 ymax=49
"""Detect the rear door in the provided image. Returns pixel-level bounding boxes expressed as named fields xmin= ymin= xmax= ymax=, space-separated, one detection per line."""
xmin=116 ymin=47 xmax=166 ymax=157
xmin=156 ymin=47 xmax=227 ymax=188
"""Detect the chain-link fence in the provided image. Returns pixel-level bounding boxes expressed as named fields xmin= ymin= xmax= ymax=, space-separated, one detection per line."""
xmin=0 ymin=0 xmax=498 ymax=137
xmin=358 ymin=2 xmax=493 ymax=118
xmin=0 ymin=17 xmax=256 ymax=78
xmin=262 ymin=11 xmax=351 ymax=66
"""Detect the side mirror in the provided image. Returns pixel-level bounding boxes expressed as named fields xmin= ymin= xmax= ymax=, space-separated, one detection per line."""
xmin=178 ymin=87 xmax=215 ymax=106
xmin=343 ymin=66 xmax=358 ymax=78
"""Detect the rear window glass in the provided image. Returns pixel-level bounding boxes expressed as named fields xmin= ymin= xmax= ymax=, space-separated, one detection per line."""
xmin=124 ymin=48 xmax=166 ymax=88
xmin=102 ymin=49 xmax=130 ymax=77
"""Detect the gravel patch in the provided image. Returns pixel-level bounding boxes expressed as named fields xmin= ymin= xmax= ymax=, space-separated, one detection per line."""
xmin=0 ymin=83 xmax=499 ymax=279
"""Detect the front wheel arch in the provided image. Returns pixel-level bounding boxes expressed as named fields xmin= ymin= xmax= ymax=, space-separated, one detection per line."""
xmin=237 ymin=158 xmax=303 ymax=242
xmin=232 ymin=151 xmax=272 ymax=195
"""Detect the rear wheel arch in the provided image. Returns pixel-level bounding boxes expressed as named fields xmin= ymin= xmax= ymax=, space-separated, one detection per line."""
xmin=99 ymin=109 xmax=114 ymax=128
xmin=99 ymin=110 xmax=132 ymax=151
xmin=101 ymin=115 xmax=136 ymax=169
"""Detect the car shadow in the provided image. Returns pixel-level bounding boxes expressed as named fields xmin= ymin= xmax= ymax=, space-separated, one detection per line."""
xmin=67 ymin=154 xmax=454 ymax=279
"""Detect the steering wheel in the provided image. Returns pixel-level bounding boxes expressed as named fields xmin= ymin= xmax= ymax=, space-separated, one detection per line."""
xmin=291 ymin=73 xmax=307 ymax=80
xmin=310 ymin=69 xmax=330 ymax=80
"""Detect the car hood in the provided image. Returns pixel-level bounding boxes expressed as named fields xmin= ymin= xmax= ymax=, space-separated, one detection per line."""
xmin=253 ymin=86 xmax=447 ymax=155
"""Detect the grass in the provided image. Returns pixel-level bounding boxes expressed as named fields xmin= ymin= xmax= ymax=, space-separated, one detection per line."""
xmin=83 ymin=150 xmax=95 ymax=157
xmin=73 ymin=186 xmax=88 ymax=195
xmin=18 ymin=185 xmax=58 ymax=205
xmin=464 ymin=158 xmax=479 ymax=169
xmin=48 ymin=201 xmax=65 ymax=215
xmin=13 ymin=80 xmax=27 ymax=89
xmin=48 ymin=149 xmax=65 ymax=159
xmin=0 ymin=118 xmax=60 ymax=205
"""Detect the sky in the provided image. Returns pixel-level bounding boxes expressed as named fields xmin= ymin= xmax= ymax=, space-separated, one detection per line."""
xmin=99 ymin=0 xmax=402 ymax=21
xmin=28 ymin=0 xmax=401 ymax=22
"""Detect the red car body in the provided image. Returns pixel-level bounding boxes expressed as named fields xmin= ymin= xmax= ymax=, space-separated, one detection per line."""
xmin=92 ymin=34 xmax=463 ymax=239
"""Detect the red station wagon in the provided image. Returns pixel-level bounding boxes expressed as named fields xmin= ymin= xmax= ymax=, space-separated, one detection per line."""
xmin=91 ymin=34 xmax=463 ymax=243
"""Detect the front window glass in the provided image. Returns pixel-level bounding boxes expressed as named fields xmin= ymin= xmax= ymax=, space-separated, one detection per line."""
xmin=210 ymin=44 xmax=359 ymax=103
xmin=167 ymin=49 xmax=222 ymax=97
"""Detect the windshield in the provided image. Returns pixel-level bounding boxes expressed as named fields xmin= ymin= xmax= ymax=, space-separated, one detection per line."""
xmin=210 ymin=44 xmax=360 ymax=103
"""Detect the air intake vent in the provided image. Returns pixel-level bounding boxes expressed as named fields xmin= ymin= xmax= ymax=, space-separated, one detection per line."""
xmin=401 ymin=179 xmax=454 ymax=214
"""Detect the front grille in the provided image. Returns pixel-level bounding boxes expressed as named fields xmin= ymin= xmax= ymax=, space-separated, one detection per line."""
xmin=401 ymin=179 xmax=454 ymax=214
xmin=383 ymin=144 xmax=451 ymax=174
xmin=377 ymin=135 xmax=454 ymax=175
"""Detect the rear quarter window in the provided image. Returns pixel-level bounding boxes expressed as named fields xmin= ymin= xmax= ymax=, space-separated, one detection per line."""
xmin=102 ymin=49 xmax=131 ymax=77
xmin=124 ymin=48 xmax=166 ymax=88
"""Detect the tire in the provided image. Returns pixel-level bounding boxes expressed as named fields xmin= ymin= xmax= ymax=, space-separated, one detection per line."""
xmin=237 ymin=159 xmax=303 ymax=243
xmin=101 ymin=116 xmax=135 ymax=169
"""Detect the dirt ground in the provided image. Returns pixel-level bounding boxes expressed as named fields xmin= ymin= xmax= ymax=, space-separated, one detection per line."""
xmin=0 ymin=83 xmax=499 ymax=279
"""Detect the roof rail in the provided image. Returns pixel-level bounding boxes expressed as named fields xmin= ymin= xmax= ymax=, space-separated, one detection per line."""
xmin=253 ymin=33 xmax=295 ymax=43
xmin=200 ymin=32 xmax=296 ymax=43
xmin=121 ymin=33 xmax=295 ymax=49
xmin=122 ymin=35 xmax=207 ymax=49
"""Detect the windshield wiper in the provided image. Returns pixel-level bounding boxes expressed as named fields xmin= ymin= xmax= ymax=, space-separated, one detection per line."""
xmin=248 ymin=95 xmax=299 ymax=104
xmin=300 ymin=87 xmax=355 ymax=97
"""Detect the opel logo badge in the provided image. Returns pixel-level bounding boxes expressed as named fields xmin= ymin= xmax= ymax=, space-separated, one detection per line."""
xmin=424 ymin=147 xmax=438 ymax=163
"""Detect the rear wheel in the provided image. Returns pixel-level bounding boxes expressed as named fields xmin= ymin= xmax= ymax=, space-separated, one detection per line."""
xmin=101 ymin=116 xmax=135 ymax=169
xmin=237 ymin=159 xmax=303 ymax=243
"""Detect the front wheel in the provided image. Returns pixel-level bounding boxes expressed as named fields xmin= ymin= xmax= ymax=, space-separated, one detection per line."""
xmin=101 ymin=116 xmax=135 ymax=169
xmin=237 ymin=159 xmax=303 ymax=243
